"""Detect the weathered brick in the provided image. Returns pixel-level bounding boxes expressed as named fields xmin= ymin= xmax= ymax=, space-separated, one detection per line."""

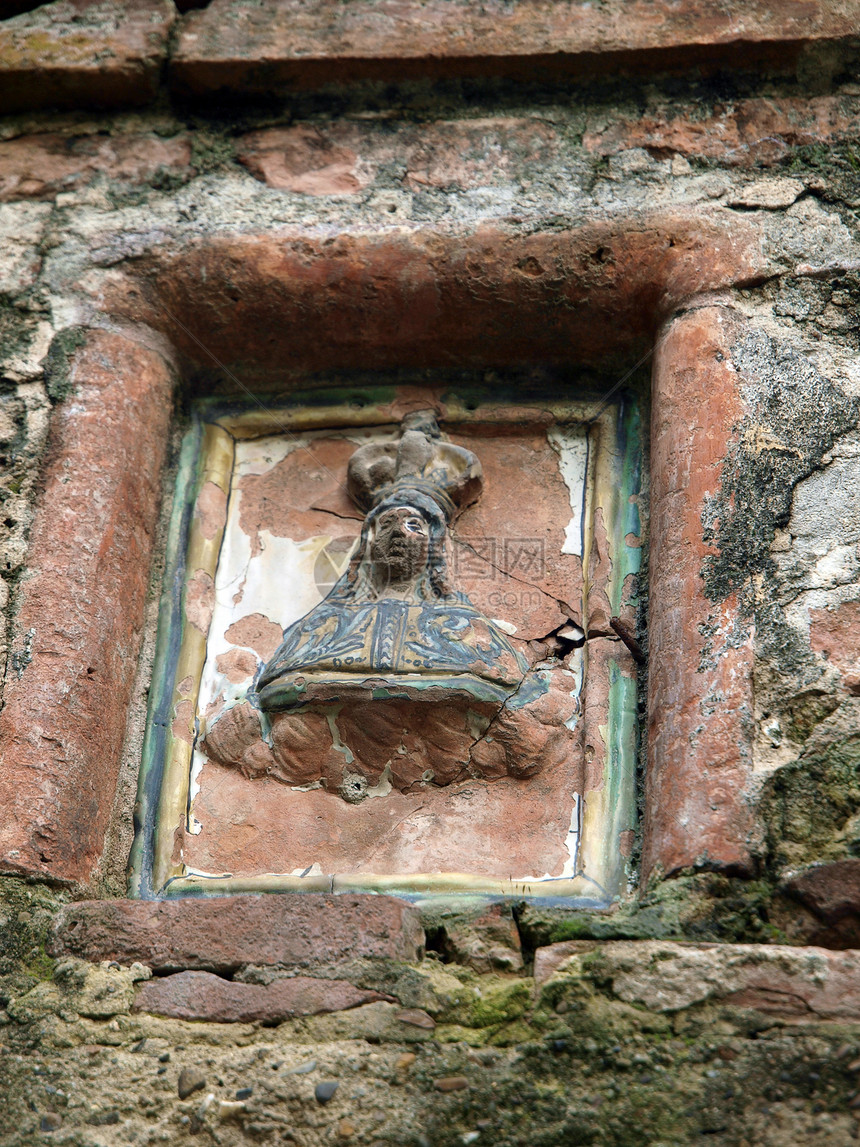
xmin=106 ymin=212 xmax=769 ymax=386
xmin=644 ymin=305 xmax=757 ymax=879
xmin=0 ymin=331 xmax=175 ymax=885
xmin=235 ymin=118 xmax=560 ymax=196
xmin=50 ymin=895 xmax=425 ymax=970
xmin=438 ymin=904 xmax=524 ymax=973
xmin=810 ymin=599 xmax=860 ymax=694
xmin=584 ymin=94 xmax=860 ymax=167
xmin=133 ymin=970 xmax=389 ymax=1023
xmin=0 ymin=132 xmax=191 ymax=203
xmin=0 ymin=0 xmax=175 ymax=114
xmin=171 ymin=0 xmax=860 ymax=96
xmin=784 ymin=860 xmax=860 ymax=929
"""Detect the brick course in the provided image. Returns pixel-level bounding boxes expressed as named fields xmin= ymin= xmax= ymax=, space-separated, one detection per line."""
xmin=50 ymin=894 xmax=426 ymax=970
xmin=0 ymin=0 xmax=175 ymax=113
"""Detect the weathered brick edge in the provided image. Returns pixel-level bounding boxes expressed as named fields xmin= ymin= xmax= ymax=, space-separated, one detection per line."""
xmin=170 ymin=0 xmax=860 ymax=95
xmin=0 ymin=0 xmax=176 ymax=115
xmin=0 ymin=331 xmax=175 ymax=885
xmin=49 ymin=895 xmax=425 ymax=970
xmin=2 ymin=0 xmax=859 ymax=113
xmin=534 ymin=938 xmax=860 ymax=1021
xmin=644 ymin=304 xmax=757 ymax=879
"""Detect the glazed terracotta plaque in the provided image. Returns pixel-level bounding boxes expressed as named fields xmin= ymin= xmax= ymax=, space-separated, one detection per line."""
xmin=132 ymin=390 xmax=641 ymax=904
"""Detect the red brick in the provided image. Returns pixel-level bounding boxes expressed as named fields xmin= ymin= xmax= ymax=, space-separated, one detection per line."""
xmin=171 ymin=0 xmax=858 ymax=95
xmin=237 ymin=127 xmax=369 ymax=196
xmin=50 ymin=895 xmax=425 ymax=970
xmin=643 ymin=306 xmax=757 ymax=879
xmin=235 ymin=118 xmax=559 ymax=196
xmin=133 ymin=970 xmax=389 ymax=1023
xmin=0 ymin=0 xmax=176 ymax=114
xmin=0 ymin=132 xmax=191 ymax=203
xmin=784 ymin=861 xmax=860 ymax=928
xmin=105 ymin=213 xmax=769 ymax=385
xmin=584 ymin=94 xmax=860 ymax=167
xmin=810 ymin=600 xmax=860 ymax=694
xmin=0 ymin=331 xmax=174 ymax=885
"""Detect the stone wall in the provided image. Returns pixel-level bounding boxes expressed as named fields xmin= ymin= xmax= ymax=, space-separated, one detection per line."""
xmin=1 ymin=1 xmax=860 ymax=1143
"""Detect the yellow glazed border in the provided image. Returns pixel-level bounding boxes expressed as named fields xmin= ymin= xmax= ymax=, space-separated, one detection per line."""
xmin=148 ymin=398 xmax=637 ymax=904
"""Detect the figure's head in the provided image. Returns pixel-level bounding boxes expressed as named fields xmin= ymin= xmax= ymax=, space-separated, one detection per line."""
xmin=368 ymin=504 xmax=430 ymax=587
xmin=336 ymin=489 xmax=452 ymax=601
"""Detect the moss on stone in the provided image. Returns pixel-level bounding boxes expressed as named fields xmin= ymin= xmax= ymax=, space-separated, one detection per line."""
xmin=470 ymin=979 xmax=532 ymax=1028
xmin=519 ymin=873 xmax=781 ymax=949
xmin=705 ymin=329 xmax=859 ymax=613
xmin=43 ymin=326 xmax=86 ymax=405
xmin=189 ymin=129 xmax=238 ymax=176
xmin=761 ymin=701 xmax=860 ymax=872
xmin=0 ymin=879 xmax=65 ymax=994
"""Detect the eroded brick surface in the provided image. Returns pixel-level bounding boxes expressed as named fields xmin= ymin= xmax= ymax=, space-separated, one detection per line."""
xmin=50 ymin=895 xmax=426 ymax=969
xmin=584 ymin=94 xmax=860 ymax=166
xmin=102 ymin=213 xmax=768 ymax=385
xmin=0 ymin=132 xmax=191 ymax=203
xmin=0 ymin=0 xmax=176 ymax=113
xmin=644 ymin=305 xmax=757 ymax=879
xmin=133 ymin=971 xmax=389 ymax=1023
xmin=171 ymin=0 xmax=860 ymax=94
xmin=0 ymin=331 xmax=174 ymax=885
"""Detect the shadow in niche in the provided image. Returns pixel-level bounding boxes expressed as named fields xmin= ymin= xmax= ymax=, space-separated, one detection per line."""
xmin=0 ymin=1 xmax=44 ymax=17
xmin=0 ymin=0 xmax=212 ymax=18
xmin=177 ymin=362 xmax=629 ymax=413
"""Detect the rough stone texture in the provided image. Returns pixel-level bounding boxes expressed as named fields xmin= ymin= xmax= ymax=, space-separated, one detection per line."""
xmin=536 ymin=938 xmax=860 ymax=1020
xmin=533 ymin=938 xmax=596 ymax=985
xmin=50 ymin=895 xmax=425 ymax=970
xmin=0 ymin=0 xmax=176 ymax=114
xmin=644 ymin=305 xmax=757 ymax=879
xmin=2 ymin=13 xmax=860 ymax=1145
xmin=783 ymin=860 xmax=860 ymax=947
xmin=437 ymin=904 xmax=525 ymax=973
xmin=809 ymin=599 xmax=860 ymax=693
xmin=0 ymin=330 xmax=174 ymax=885
xmin=134 ymin=970 xmax=389 ymax=1023
xmin=171 ymin=0 xmax=860 ymax=95
xmin=235 ymin=117 xmax=563 ymax=197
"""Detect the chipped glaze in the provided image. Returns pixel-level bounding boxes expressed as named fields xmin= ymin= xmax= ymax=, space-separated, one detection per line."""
xmin=131 ymin=391 xmax=641 ymax=905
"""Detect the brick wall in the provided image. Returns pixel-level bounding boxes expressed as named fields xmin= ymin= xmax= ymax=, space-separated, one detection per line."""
xmin=1 ymin=2 xmax=860 ymax=1143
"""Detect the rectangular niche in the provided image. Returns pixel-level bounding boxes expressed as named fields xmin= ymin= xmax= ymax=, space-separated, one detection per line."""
xmin=131 ymin=386 xmax=643 ymax=904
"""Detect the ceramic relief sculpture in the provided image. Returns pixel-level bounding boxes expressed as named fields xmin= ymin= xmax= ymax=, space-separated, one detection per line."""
xmin=201 ymin=411 xmax=570 ymax=801
xmin=133 ymin=390 xmax=642 ymax=899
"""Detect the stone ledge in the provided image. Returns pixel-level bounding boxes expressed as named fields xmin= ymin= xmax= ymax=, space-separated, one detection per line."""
xmin=0 ymin=0 xmax=176 ymax=114
xmin=535 ymin=938 xmax=860 ymax=1020
xmin=170 ymin=0 xmax=860 ymax=97
xmin=50 ymin=894 xmax=425 ymax=971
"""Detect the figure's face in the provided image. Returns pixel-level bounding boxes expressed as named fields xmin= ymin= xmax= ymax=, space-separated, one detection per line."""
xmin=369 ymin=505 xmax=430 ymax=587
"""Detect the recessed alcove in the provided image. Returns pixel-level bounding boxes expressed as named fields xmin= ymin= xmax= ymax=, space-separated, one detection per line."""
xmin=131 ymin=372 xmax=644 ymax=905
